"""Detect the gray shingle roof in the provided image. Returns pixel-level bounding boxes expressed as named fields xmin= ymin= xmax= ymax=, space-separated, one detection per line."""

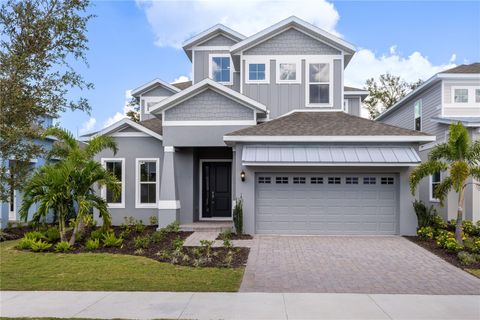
xmin=172 ymin=81 xmax=192 ymax=90
xmin=226 ymin=111 xmax=429 ymax=136
xmin=439 ymin=63 xmax=480 ymax=74
xmin=139 ymin=118 xmax=162 ymax=135
xmin=344 ymin=86 xmax=366 ymax=92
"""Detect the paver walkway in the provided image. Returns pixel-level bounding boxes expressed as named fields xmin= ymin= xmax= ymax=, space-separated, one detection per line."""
xmin=183 ymin=231 xmax=255 ymax=248
xmin=241 ymin=236 xmax=480 ymax=294
xmin=1 ymin=291 xmax=479 ymax=319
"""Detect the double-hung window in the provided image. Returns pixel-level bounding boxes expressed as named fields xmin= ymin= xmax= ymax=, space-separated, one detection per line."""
xmin=307 ymin=62 xmax=330 ymax=105
xmin=454 ymin=88 xmax=469 ymax=103
xmin=430 ymin=172 xmax=441 ymax=202
xmin=102 ymin=158 xmax=125 ymax=208
xmin=414 ymin=99 xmax=422 ymax=131
xmin=136 ymin=158 xmax=159 ymax=208
xmin=210 ymin=55 xmax=231 ymax=84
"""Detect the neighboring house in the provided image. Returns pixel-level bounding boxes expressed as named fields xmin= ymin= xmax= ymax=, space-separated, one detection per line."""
xmin=0 ymin=116 xmax=56 ymax=228
xmin=84 ymin=16 xmax=435 ymax=235
xmin=376 ymin=63 xmax=480 ymax=222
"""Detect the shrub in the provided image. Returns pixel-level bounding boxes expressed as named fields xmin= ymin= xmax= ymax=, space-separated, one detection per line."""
xmin=134 ymin=248 xmax=145 ymax=255
xmin=149 ymin=215 xmax=158 ymax=226
xmin=134 ymin=220 xmax=145 ymax=233
xmin=435 ymin=230 xmax=453 ymax=247
xmin=102 ymin=232 xmax=123 ymax=247
xmin=443 ymin=237 xmax=463 ymax=252
xmin=24 ymin=231 xmax=46 ymax=242
xmin=458 ymin=251 xmax=478 ymax=266
xmin=172 ymin=237 xmax=184 ymax=250
xmin=164 ymin=221 xmax=180 ymax=233
xmin=233 ymin=197 xmax=243 ymax=235
xmin=89 ymin=229 xmax=104 ymax=241
xmin=55 ymin=241 xmax=72 ymax=253
xmin=223 ymin=238 xmax=233 ymax=249
xmin=219 ymin=229 xmax=232 ymax=241
xmin=30 ymin=239 xmax=52 ymax=252
xmin=85 ymin=238 xmax=100 ymax=251
xmin=18 ymin=237 xmax=36 ymax=250
xmin=432 ymin=214 xmax=447 ymax=230
xmin=44 ymin=227 xmax=60 ymax=243
xmin=463 ymin=220 xmax=480 ymax=237
xmin=150 ymin=231 xmax=166 ymax=244
xmin=466 ymin=238 xmax=480 ymax=254
xmin=417 ymin=226 xmax=434 ymax=240
xmin=413 ymin=200 xmax=437 ymax=228
xmin=199 ymin=240 xmax=214 ymax=262
xmin=134 ymin=236 xmax=150 ymax=249
xmin=156 ymin=250 xmax=171 ymax=260
xmin=224 ymin=250 xmax=234 ymax=267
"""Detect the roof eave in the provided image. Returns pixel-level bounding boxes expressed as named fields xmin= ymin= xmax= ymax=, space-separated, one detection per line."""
xmin=223 ymin=135 xmax=436 ymax=143
xmin=131 ymin=79 xmax=181 ymax=97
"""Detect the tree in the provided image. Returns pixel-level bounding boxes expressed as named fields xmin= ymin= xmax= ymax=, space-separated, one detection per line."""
xmin=126 ymin=97 xmax=140 ymax=123
xmin=410 ymin=122 xmax=480 ymax=244
xmin=20 ymin=127 xmax=120 ymax=245
xmin=363 ymin=73 xmax=423 ymax=119
xmin=0 ymin=0 xmax=94 ymax=201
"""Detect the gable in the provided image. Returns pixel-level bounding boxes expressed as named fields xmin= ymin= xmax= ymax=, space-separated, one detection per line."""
xmin=198 ymin=33 xmax=237 ymax=46
xmin=118 ymin=127 xmax=141 ymax=133
xmin=243 ymin=27 xmax=341 ymax=55
xmin=164 ymin=89 xmax=255 ymax=121
xmin=142 ymin=85 xmax=176 ymax=97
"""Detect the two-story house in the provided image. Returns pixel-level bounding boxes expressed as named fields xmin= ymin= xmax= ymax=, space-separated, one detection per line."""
xmin=85 ymin=16 xmax=435 ymax=236
xmin=377 ymin=63 xmax=480 ymax=222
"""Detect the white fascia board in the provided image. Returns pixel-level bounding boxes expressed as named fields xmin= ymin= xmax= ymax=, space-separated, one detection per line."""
xmin=223 ymin=135 xmax=436 ymax=143
xmin=149 ymin=78 xmax=267 ymax=114
xmin=131 ymin=78 xmax=180 ymax=97
xmin=92 ymin=118 xmax=163 ymax=141
xmin=231 ymin=16 xmax=356 ymax=54
xmin=344 ymin=91 xmax=368 ymax=96
xmin=242 ymin=162 xmax=420 ymax=167
xmin=163 ymin=120 xmax=256 ymax=127
xmin=437 ymin=73 xmax=480 ymax=80
xmin=182 ymin=24 xmax=246 ymax=49
xmin=432 ymin=118 xmax=480 ymax=127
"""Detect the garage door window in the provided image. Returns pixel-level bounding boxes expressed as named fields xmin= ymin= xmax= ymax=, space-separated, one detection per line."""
xmin=258 ymin=177 xmax=271 ymax=184
xmin=381 ymin=177 xmax=394 ymax=185
xmin=328 ymin=177 xmax=341 ymax=184
xmin=276 ymin=177 xmax=289 ymax=184
xmin=363 ymin=177 xmax=376 ymax=184
xmin=346 ymin=177 xmax=359 ymax=184
xmin=293 ymin=177 xmax=306 ymax=184
xmin=310 ymin=177 xmax=324 ymax=184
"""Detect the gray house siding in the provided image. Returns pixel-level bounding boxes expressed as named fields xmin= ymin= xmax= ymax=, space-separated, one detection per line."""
xmin=243 ymin=28 xmax=341 ymax=55
xmin=164 ymin=90 xmax=255 ymax=121
xmin=199 ymin=34 xmax=237 ymax=46
xmin=163 ymin=125 xmax=252 ymax=147
xmin=94 ymin=137 xmax=164 ymax=225
xmin=193 ymin=50 xmax=240 ymax=91
xmin=140 ymin=86 xmax=176 ymax=121
xmin=346 ymin=97 xmax=361 ymax=116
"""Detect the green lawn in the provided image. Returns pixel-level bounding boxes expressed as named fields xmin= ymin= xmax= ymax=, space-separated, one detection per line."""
xmin=466 ymin=269 xmax=480 ymax=278
xmin=0 ymin=240 xmax=244 ymax=291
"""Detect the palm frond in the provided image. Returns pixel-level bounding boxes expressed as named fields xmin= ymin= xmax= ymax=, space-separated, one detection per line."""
xmin=429 ymin=143 xmax=454 ymax=162
xmin=434 ymin=176 xmax=453 ymax=206
xmin=466 ymin=140 xmax=480 ymax=165
xmin=448 ymin=122 xmax=469 ymax=160
xmin=450 ymin=161 xmax=470 ymax=192
xmin=409 ymin=160 xmax=448 ymax=195
xmin=85 ymin=136 xmax=118 ymax=158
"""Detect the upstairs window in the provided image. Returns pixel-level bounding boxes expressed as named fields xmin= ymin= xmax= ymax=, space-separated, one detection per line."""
xmin=308 ymin=63 xmax=330 ymax=105
xmin=210 ymin=55 xmax=231 ymax=84
xmin=454 ymin=88 xmax=469 ymax=103
xmin=248 ymin=63 xmax=266 ymax=81
xmin=414 ymin=99 xmax=422 ymax=131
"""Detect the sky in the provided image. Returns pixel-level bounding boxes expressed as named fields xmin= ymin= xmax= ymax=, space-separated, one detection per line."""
xmin=60 ymin=0 xmax=480 ymax=136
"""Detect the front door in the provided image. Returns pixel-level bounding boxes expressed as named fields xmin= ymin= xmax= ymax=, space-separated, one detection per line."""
xmin=202 ymin=162 xmax=232 ymax=219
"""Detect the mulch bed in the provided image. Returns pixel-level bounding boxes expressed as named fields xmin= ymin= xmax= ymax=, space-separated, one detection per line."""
xmin=10 ymin=225 xmax=249 ymax=268
xmin=216 ymin=233 xmax=253 ymax=240
xmin=405 ymin=236 xmax=480 ymax=270
xmin=1 ymin=225 xmax=36 ymax=241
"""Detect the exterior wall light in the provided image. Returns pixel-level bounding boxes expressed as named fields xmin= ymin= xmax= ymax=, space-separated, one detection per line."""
xmin=240 ymin=170 xmax=246 ymax=182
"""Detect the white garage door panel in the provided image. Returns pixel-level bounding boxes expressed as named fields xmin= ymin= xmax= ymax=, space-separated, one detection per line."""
xmin=255 ymin=173 xmax=399 ymax=235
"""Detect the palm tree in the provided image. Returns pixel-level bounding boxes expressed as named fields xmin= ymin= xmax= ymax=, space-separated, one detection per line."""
xmin=20 ymin=127 xmax=120 ymax=245
xmin=410 ymin=122 xmax=480 ymax=243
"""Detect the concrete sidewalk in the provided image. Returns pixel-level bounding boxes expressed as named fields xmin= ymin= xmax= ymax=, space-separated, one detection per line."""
xmin=1 ymin=291 xmax=479 ymax=319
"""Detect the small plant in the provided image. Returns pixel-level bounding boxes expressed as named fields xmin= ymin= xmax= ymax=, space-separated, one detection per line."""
xmin=134 ymin=235 xmax=150 ymax=249
xmin=457 ymin=251 xmax=479 ymax=266
xmin=432 ymin=214 xmax=447 ymax=230
xmin=134 ymin=220 xmax=145 ymax=233
xmin=134 ymin=248 xmax=145 ymax=255
xmin=462 ymin=220 xmax=479 ymax=237
xmin=412 ymin=200 xmax=438 ymax=228
xmin=18 ymin=237 xmax=36 ymax=250
xmin=150 ymin=231 xmax=166 ymax=244
xmin=102 ymin=232 xmax=123 ymax=247
xmin=199 ymin=240 xmax=214 ymax=262
xmin=89 ymin=229 xmax=104 ymax=241
xmin=219 ymin=229 xmax=232 ymax=241
xmin=85 ymin=238 xmax=100 ymax=251
xmin=156 ymin=250 xmax=171 ymax=260
xmin=223 ymin=238 xmax=233 ymax=249
xmin=30 ymin=239 xmax=52 ymax=252
xmin=443 ymin=237 xmax=463 ymax=252
xmin=24 ymin=231 xmax=46 ymax=242
xmin=191 ymin=248 xmax=205 ymax=267
xmin=172 ymin=237 xmax=184 ymax=250
xmin=417 ymin=226 xmax=434 ymax=240
xmin=224 ymin=250 xmax=234 ymax=267
xmin=165 ymin=221 xmax=180 ymax=233
xmin=233 ymin=197 xmax=243 ymax=235
xmin=435 ymin=230 xmax=452 ymax=247
xmin=149 ymin=215 xmax=158 ymax=226
xmin=44 ymin=227 xmax=60 ymax=243
xmin=55 ymin=241 xmax=72 ymax=253
xmin=465 ymin=238 xmax=480 ymax=254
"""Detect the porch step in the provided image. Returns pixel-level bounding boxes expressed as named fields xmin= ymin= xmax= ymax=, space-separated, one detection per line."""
xmin=180 ymin=222 xmax=233 ymax=232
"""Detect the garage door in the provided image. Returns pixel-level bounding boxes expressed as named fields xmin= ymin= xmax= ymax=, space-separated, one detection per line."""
xmin=255 ymin=173 xmax=398 ymax=235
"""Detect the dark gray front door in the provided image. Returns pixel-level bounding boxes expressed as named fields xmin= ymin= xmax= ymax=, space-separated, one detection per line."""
xmin=202 ymin=162 xmax=231 ymax=218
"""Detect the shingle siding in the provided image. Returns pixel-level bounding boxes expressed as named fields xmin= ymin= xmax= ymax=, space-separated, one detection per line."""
xmin=164 ymin=89 xmax=254 ymax=121
xmin=243 ymin=28 xmax=341 ymax=55
xmin=199 ymin=34 xmax=237 ymax=46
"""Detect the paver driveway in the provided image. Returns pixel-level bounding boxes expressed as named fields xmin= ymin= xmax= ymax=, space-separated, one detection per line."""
xmin=240 ymin=236 xmax=480 ymax=294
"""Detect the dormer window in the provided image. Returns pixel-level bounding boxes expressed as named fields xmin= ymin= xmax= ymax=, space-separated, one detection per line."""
xmin=209 ymin=54 xmax=232 ymax=84
xmin=454 ymin=88 xmax=469 ymax=103
xmin=306 ymin=60 xmax=331 ymax=106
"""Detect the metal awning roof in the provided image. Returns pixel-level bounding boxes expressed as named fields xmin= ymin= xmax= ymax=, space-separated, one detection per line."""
xmin=241 ymin=145 xmax=421 ymax=166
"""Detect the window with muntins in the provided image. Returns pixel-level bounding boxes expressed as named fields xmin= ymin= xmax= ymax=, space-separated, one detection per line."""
xmin=258 ymin=177 xmax=271 ymax=184
xmin=293 ymin=177 xmax=306 ymax=184
xmin=308 ymin=63 xmax=330 ymax=104
xmin=346 ymin=177 xmax=359 ymax=184
xmin=248 ymin=63 xmax=266 ymax=81
xmin=328 ymin=177 xmax=341 ymax=184
xmin=211 ymin=56 xmax=231 ymax=83
xmin=105 ymin=160 xmax=123 ymax=204
xmin=363 ymin=177 xmax=376 ymax=185
xmin=138 ymin=160 xmax=157 ymax=204
xmin=310 ymin=177 xmax=324 ymax=184
xmin=431 ymin=172 xmax=441 ymax=201
xmin=454 ymin=89 xmax=469 ymax=103
xmin=276 ymin=177 xmax=289 ymax=184
xmin=381 ymin=177 xmax=394 ymax=185
xmin=414 ymin=100 xmax=422 ymax=131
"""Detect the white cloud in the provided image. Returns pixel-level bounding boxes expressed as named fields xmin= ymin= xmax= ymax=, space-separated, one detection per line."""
xmin=79 ymin=117 xmax=96 ymax=134
xmin=103 ymin=112 xmax=126 ymax=128
xmin=136 ymin=0 xmax=340 ymax=48
xmin=345 ymin=47 xmax=457 ymax=88
xmin=173 ymin=75 xmax=190 ymax=83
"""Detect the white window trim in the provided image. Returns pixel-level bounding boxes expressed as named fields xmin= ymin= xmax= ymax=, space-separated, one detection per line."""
xmin=142 ymin=96 xmax=169 ymax=115
xmin=135 ymin=158 xmax=160 ymax=209
xmin=305 ymin=57 xmax=334 ymax=107
xmin=245 ymin=57 xmax=270 ymax=84
xmin=450 ymin=86 xmax=480 ymax=106
xmin=452 ymin=87 xmax=470 ymax=104
xmin=8 ymin=189 xmax=17 ymax=221
xmin=429 ymin=173 xmax=441 ymax=203
xmin=209 ymin=53 xmax=233 ymax=85
xmin=275 ymin=58 xmax=301 ymax=84
xmin=101 ymin=158 xmax=125 ymax=209
xmin=414 ymin=99 xmax=422 ymax=131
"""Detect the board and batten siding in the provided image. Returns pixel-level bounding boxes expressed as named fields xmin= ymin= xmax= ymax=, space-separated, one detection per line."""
xmin=193 ymin=50 xmax=240 ymax=91
xmin=198 ymin=34 xmax=237 ymax=46
xmin=346 ymin=97 xmax=361 ymax=117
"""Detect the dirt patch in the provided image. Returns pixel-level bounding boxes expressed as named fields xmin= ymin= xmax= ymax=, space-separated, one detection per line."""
xmin=216 ymin=233 xmax=253 ymax=240
xmin=1 ymin=226 xmax=36 ymax=241
xmin=405 ymin=236 xmax=480 ymax=270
